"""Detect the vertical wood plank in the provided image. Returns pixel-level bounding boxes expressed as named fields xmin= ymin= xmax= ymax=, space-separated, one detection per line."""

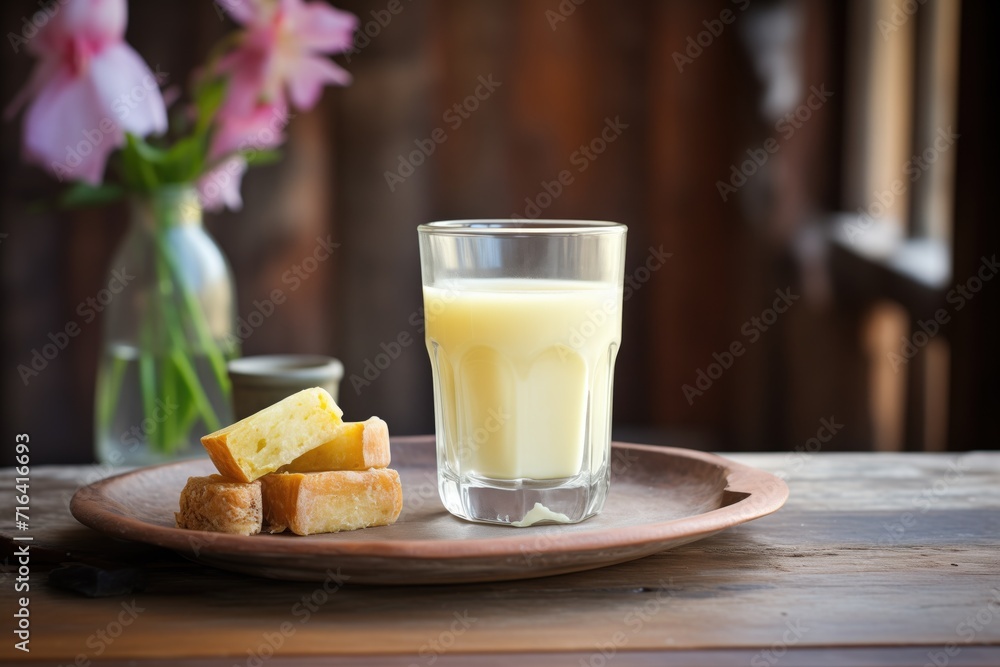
xmin=332 ymin=0 xmax=436 ymax=433
xmin=948 ymin=0 xmax=999 ymax=451
xmin=644 ymin=0 xmax=749 ymax=441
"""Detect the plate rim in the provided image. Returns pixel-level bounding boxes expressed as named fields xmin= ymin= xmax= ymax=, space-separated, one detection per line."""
xmin=70 ymin=437 xmax=789 ymax=561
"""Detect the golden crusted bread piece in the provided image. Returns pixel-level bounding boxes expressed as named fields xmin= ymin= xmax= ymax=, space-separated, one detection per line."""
xmin=201 ymin=387 xmax=344 ymax=483
xmin=175 ymin=475 xmax=262 ymax=536
xmin=279 ymin=417 xmax=391 ymax=473
xmin=261 ymin=469 xmax=403 ymax=536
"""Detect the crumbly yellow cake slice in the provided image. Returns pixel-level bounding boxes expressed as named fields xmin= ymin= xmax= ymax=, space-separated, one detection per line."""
xmin=201 ymin=387 xmax=344 ymax=483
xmin=261 ymin=469 xmax=403 ymax=536
xmin=175 ymin=475 xmax=262 ymax=536
xmin=279 ymin=417 xmax=391 ymax=473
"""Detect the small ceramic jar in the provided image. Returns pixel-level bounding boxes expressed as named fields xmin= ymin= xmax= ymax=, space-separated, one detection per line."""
xmin=227 ymin=355 xmax=345 ymax=420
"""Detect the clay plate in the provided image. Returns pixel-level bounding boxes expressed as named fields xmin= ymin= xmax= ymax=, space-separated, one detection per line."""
xmin=71 ymin=436 xmax=788 ymax=584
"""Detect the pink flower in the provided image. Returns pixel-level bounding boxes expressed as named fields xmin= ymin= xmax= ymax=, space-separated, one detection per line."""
xmin=218 ymin=0 xmax=357 ymax=115
xmin=5 ymin=0 xmax=167 ymax=184
xmin=198 ymin=156 xmax=248 ymax=212
xmin=201 ymin=0 xmax=354 ymax=211
xmin=212 ymin=102 xmax=290 ymax=158
xmin=198 ymin=102 xmax=289 ymax=211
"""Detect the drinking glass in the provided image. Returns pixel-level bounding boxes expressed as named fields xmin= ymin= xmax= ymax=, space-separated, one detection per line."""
xmin=418 ymin=220 xmax=627 ymax=526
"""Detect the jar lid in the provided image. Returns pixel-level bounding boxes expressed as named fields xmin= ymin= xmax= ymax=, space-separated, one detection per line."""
xmin=227 ymin=355 xmax=344 ymax=388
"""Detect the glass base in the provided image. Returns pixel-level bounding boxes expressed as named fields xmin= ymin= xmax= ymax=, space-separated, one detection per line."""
xmin=439 ymin=467 xmax=608 ymax=526
xmin=96 ymin=436 xmax=209 ymax=467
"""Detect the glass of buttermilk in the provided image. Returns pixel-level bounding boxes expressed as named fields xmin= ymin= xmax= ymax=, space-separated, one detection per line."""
xmin=418 ymin=220 xmax=627 ymax=526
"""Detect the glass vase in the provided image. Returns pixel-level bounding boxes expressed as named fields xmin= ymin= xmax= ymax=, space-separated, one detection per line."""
xmin=94 ymin=185 xmax=237 ymax=466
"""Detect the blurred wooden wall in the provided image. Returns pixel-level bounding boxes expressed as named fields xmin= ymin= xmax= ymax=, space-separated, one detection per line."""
xmin=2 ymin=0 xmax=880 ymax=463
xmin=329 ymin=0 xmax=870 ymax=453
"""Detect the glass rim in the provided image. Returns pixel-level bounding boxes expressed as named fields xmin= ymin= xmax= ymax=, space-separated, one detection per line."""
xmin=227 ymin=354 xmax=344 ymax=385
xmin=418 ymin=219 xmax=626 ymax=236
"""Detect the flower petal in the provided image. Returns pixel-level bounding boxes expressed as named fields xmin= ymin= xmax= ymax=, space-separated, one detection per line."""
xmin=22 ymin=68 xmax=120 ymax=184
xmin=219 ymin=0 xmax=271 ymax=26
xmin=211 ymin=103 xmax=288 ymax=159
xmin=285 ymin=55 xmax=350 ymax=110
xmin=218 ymin=40 xmax=271 ymax=116
xmin=286 ymin=0 xmax=358 ymax=53
xmin=198 ymin=157 xmax=248 ymax=212
xmin=87 ymin=43 xmax=168 ymax=137
xmin=4 ymin=57 xmax=60 ymax=121
xmin=58 ymin=0 xmax=128 ymax=49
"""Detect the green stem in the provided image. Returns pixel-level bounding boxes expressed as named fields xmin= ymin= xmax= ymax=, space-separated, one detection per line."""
xmin=154 ymin=230 xmax=224 ymax=439
xmin=161 ymin=340 xmax=177 ymax=453
xmin=168 ymin=345 xmax=222 ymax=432
xmin=175 ymin=382 xmax=199 ymax=439
xmin=126 ymin=134 xmax=160 ymax=191
xmin=155 ymin=234 xmax=232 ymax=394
xmin=97 ymin=354 xmax=128 ymax=433
xmin=151 ymin=235 xmax=176 ymax=454
xmin=138 ymin=318 xmax=159 ymax=451
xmin=100 ymin=186 xmax=237 ymax=458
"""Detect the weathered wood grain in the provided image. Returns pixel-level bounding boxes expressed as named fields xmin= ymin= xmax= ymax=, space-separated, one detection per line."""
xmin=1 ymin=452 xmax=998 ymax=665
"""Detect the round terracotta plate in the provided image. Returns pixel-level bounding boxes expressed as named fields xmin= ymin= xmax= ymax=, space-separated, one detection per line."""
xmin=70 ymin=436 xmax=788 ymax=585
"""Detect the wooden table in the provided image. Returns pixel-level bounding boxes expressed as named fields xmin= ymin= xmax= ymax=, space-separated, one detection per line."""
xmin=2 ymin=452 xmax=998 ymax=666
